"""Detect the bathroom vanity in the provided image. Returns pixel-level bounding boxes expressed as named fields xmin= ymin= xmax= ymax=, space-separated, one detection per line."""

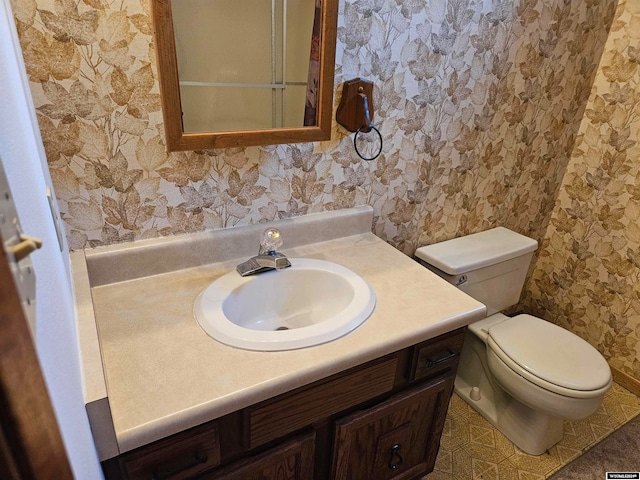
xmin=72 ymin=206 xmax=486 ymax=479
xmin=102 ymin=328 xmax=465 ymax=479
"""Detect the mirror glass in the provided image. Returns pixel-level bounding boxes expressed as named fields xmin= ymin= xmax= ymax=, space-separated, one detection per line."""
xmin=173 ymin=0 xmax=316 ymax=133
xmin=152 ymin=0 xmax=338 ymax=150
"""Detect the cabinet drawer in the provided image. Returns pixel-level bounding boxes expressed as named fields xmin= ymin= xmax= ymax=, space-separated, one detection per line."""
xmin=120 ymin=421 xmax=220 ymax=480
xmin=248 ymin=355 xmax=398 ymax=448
xmin=409 ymin=328 xmax=465 ymax=382
xmin=205 ymin=431 xmax=315 ymax=479
xmin=331 ymin=375 xmax=455 ymax=480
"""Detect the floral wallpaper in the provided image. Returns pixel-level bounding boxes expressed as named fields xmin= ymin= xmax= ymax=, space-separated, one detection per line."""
xmin=14 ymin=0 xmax=636 ymax=379
xmin=524 ymin=0 xmax=640 ymax=382
xmin=11 ymin=0 xmax=615 ymax=255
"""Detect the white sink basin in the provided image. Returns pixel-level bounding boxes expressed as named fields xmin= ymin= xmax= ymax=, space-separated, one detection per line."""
xmin=194 ymin=258 xmax=376 ymax=351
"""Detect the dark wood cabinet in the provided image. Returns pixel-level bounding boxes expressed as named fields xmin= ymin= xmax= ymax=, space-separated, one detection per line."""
xmin=410 ymin=329 xmax=465 ymax=383
xmin=118 ymin=422 xmax=221 ymax=480
xmin=203 ymin=432 xmax=315 ymax=480
xmin=102 ymin=328 xmax=465 ymax=480
xmin=331 ymin=375 xmax=454 ymax=480
xmin=247 ymin=356 xmax=398 ymax=449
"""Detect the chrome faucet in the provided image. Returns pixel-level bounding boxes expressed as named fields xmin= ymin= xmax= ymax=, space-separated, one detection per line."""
xmin=236 ymin=228 xmax=291 ymax=276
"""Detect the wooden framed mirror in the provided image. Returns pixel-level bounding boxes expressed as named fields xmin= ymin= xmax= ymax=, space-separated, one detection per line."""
xmin=152 ymin=0 xmax=338 ymax=151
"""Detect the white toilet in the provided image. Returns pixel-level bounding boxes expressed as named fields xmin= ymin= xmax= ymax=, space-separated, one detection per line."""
xmin=415 ymin=227 xmax=612 ymax=455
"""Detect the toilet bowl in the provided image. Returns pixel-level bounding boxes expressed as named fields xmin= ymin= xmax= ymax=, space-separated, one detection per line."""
xmin=415 ymin=227 xmax=612 ymax=455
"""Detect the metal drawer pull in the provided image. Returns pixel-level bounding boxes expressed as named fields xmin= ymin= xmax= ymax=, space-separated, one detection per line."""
xmin=151 ymin=451 xmax=208 ymax=479
xmin=388 ymin=443 xmax=404 ymax=470
xmin=426 ymin=350 xmax=458 ymax=367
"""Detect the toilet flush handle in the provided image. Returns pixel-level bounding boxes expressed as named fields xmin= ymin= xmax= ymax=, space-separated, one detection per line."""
xmin=455 ymin=275 xmax=468 ymax=286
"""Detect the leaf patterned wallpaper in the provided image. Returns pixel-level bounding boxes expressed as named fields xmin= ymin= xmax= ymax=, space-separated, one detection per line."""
xmin=524 ymin=0 xmax=640 ymax=382
xmin=15 ymin=0 xmax=633 ymax=375
xmin=12 ymin=0 xmax=615 ymax=252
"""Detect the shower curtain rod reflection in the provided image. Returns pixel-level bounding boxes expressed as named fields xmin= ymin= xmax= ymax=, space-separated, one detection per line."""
xmin=178 ymin=81 xmax=308 ymax=88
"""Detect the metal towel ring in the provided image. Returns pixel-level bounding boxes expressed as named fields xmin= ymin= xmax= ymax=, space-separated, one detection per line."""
xmin=353 ymin=94 xmax=383 ymax=162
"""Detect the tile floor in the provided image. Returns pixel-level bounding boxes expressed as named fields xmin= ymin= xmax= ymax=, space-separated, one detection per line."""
xmin=424 ymin=382 xmax=640 ymax=479
xmin=549 ymin=413 xmax=640 ymax=478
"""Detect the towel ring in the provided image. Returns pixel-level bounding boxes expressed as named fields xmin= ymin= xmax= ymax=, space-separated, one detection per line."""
xmin=353 ymin=124 xmax=383 ymax=162
xmin=354 ymin=94 xmax=382 ymax=161
xmin=336 ymin=80 xmax=383 ymax=161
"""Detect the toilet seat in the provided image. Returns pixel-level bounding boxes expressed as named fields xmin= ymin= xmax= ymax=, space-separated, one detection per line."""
xmin=487 ymin=315 xmax=611 ymax=398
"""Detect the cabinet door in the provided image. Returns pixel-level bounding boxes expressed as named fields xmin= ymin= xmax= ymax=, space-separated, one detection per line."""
xmin=118 ymin=421 xmax=221 ymax=480
xmin=204 ymin=431 xmax=315 ymax=480
xmin=331 ymin=375 xmax=454 ymax=480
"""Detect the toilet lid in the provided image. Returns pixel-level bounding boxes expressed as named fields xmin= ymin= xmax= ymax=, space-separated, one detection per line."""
xmin=487 ymin=315 xmax=611 ymax=392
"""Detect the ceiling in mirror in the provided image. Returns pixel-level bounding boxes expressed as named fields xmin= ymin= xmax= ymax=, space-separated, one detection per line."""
xmin=152 ymin=0 xmax=338 ymax=151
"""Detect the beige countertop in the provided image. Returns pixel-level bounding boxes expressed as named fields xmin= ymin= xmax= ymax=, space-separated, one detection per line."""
xmin=73 ymin=206 xmax=486 ymax=459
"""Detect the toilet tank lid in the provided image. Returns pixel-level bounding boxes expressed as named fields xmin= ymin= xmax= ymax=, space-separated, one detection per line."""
xmin=415 ymin=227 xmax=538 ymax=275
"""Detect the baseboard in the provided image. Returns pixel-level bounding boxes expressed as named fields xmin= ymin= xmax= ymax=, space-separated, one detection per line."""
xmin=610 ymin=365 xmax=640 ymax=396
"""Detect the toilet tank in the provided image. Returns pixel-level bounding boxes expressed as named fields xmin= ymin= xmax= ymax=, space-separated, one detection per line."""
xmin=415 ymin=227 xmax=538 ymax=315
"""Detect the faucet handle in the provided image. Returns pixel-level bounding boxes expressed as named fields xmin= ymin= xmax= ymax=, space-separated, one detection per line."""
xmin=260 ymin=228 xmax=283 ymax=254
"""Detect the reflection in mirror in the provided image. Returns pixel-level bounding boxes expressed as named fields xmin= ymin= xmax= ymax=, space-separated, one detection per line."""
xmin=152 ymin=0 xmax=338 ymax=151
xmin=174 ymin=0 xmax=316 ymax=132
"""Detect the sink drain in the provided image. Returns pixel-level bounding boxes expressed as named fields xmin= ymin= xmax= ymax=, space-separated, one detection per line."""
xmin=275 ymin=326 xmax=289 ymax=331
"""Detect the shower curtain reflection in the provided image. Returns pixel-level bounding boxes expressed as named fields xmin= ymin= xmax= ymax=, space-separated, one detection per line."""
xmin=171 ymin=0 xmax=317 ymax=133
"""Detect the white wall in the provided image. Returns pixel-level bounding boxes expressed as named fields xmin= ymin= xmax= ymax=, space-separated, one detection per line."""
xmin=0 ymin=0 xmax=103 ymax=477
